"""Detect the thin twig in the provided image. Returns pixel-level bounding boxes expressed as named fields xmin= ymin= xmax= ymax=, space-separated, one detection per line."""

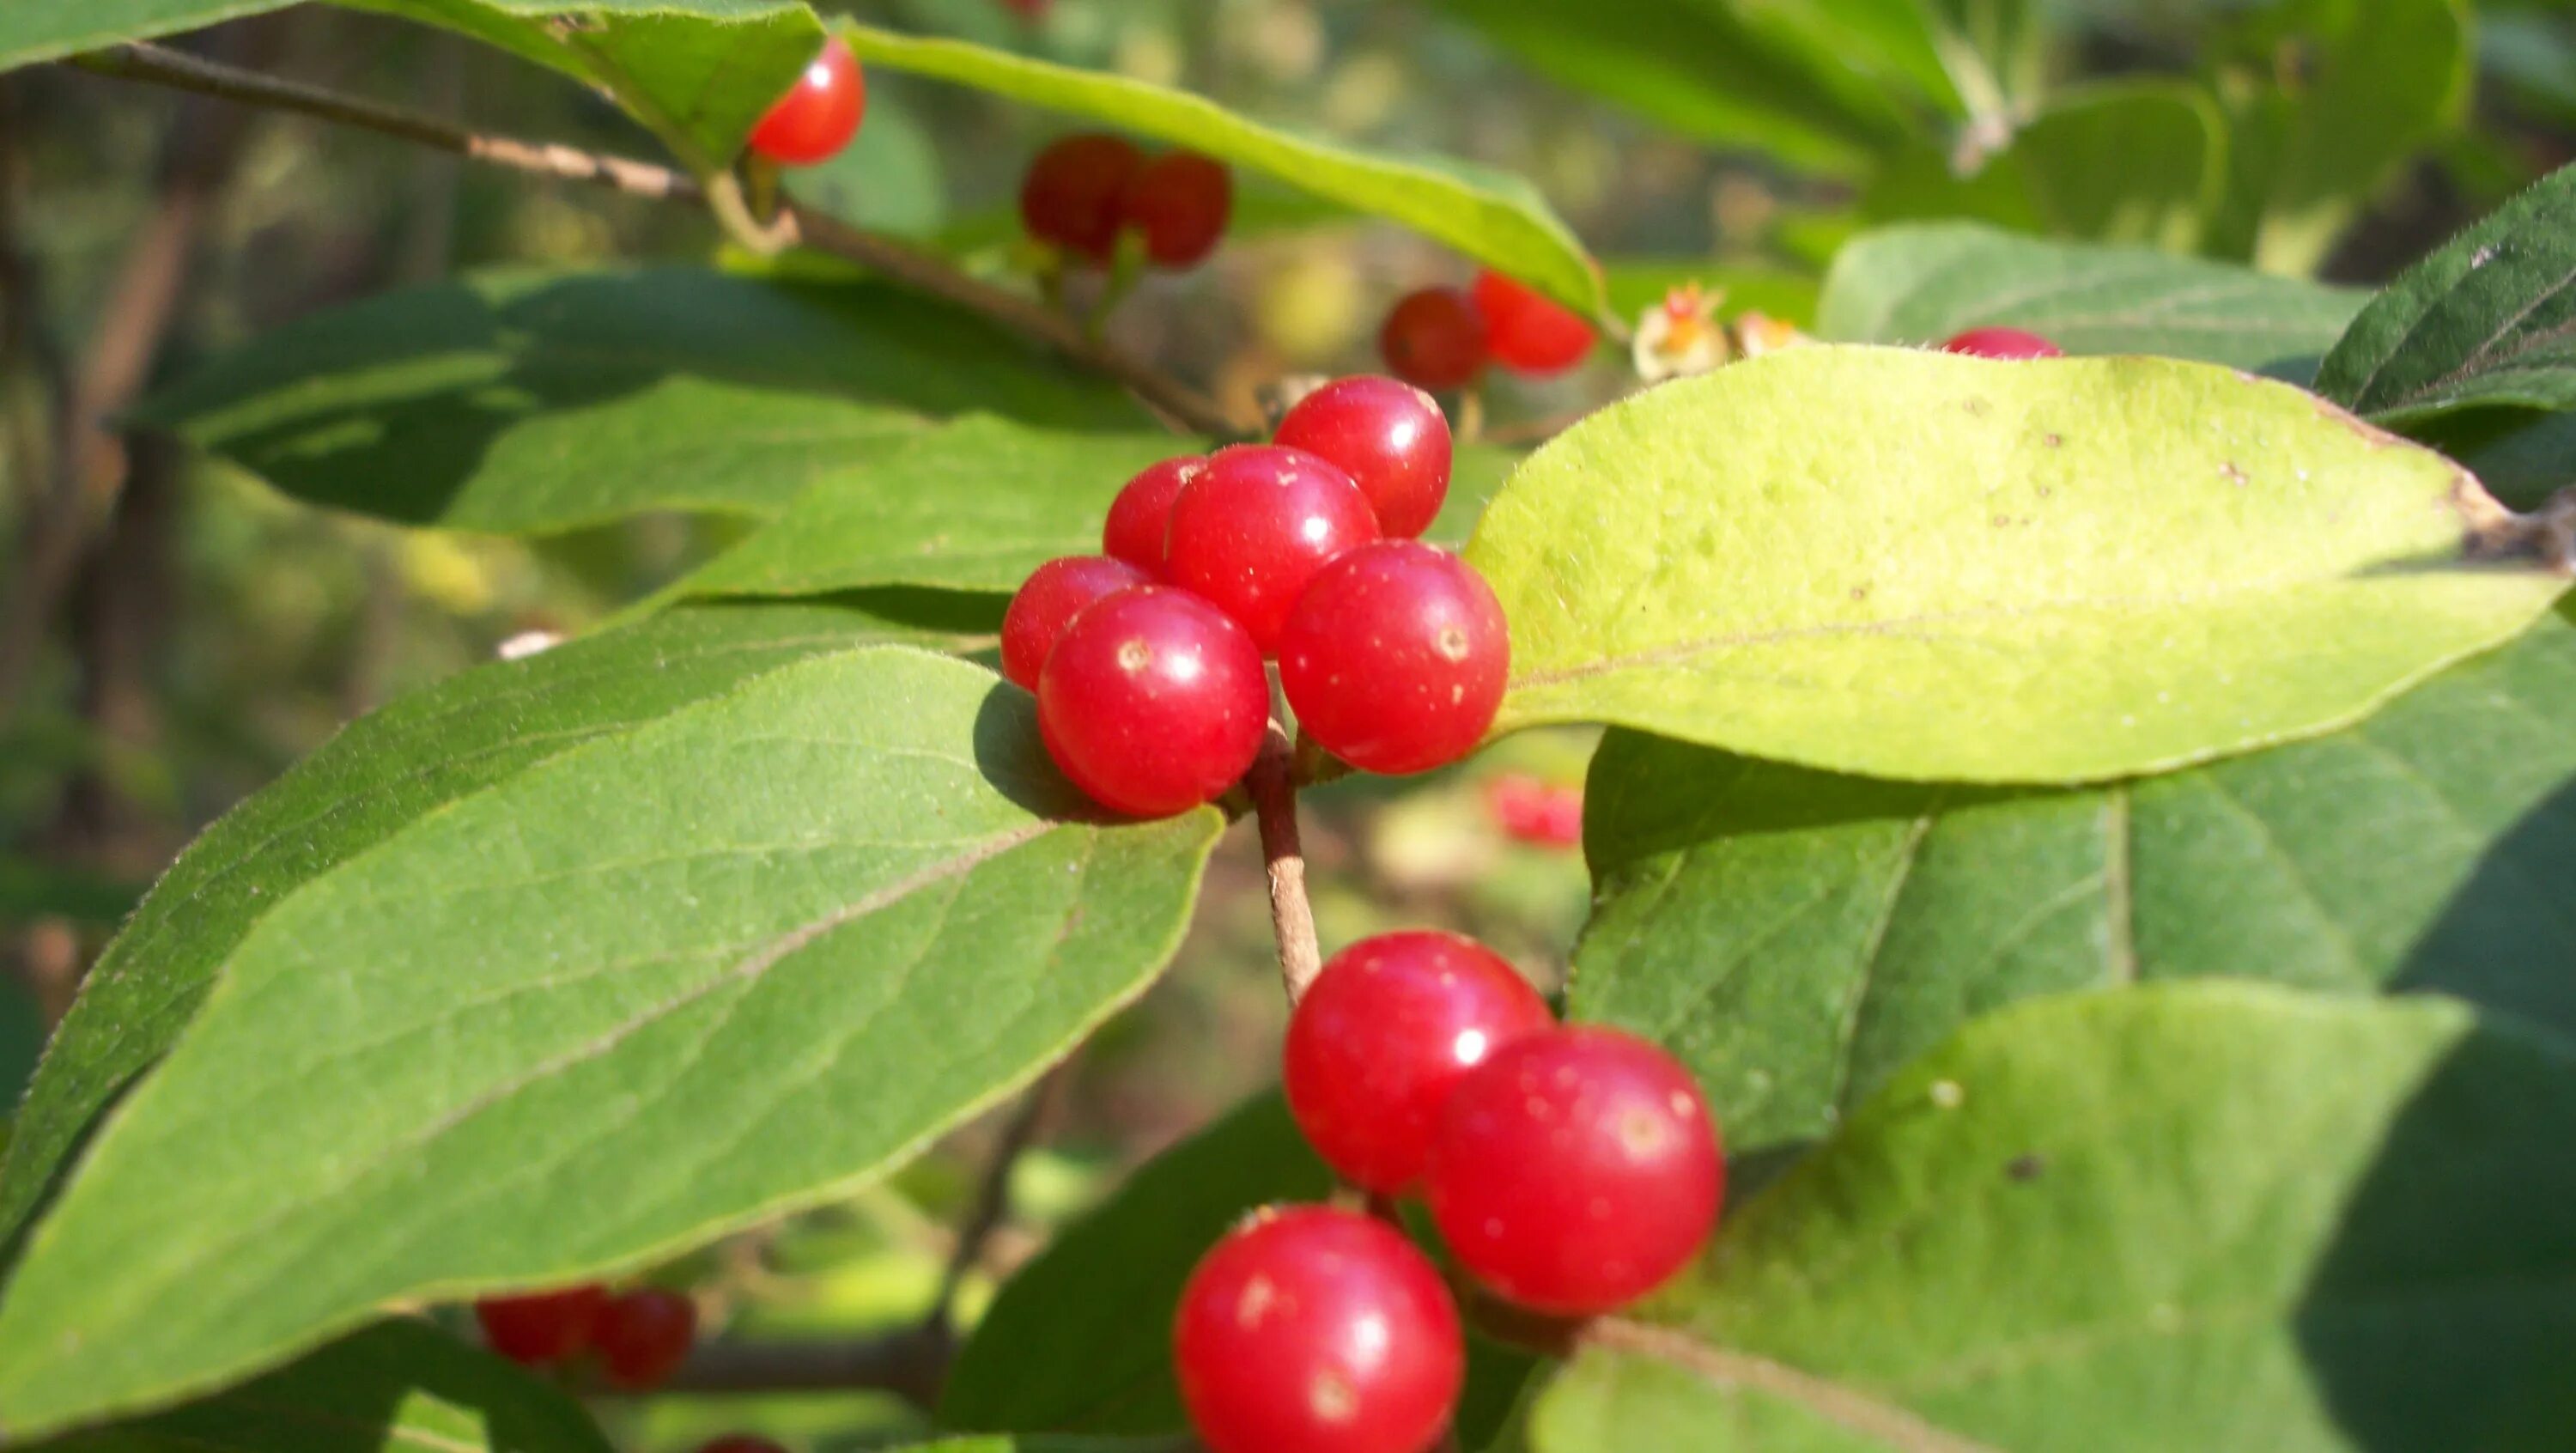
xmin=1247 ymin=726 xmax=1322 ymax=1004
xmin=922 ymin=1062 xmax=1072 ymax=1335
xmin=67 ymin=41 xmax=1244 ymax=437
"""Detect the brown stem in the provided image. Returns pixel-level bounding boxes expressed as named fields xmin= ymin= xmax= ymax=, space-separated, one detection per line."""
xmin=922 ymin=1063 xmax=1072 ymax=1334
xmin=66 ymin=41 xmax=1244 ymax=438
xmin=1247 ymin=726 xmax=1322 ymax=1004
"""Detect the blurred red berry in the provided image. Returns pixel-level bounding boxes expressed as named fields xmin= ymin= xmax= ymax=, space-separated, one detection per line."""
xmin=1378 ymin=289 xmax=1488 ymax=392
xmin=474 ymin=1286 xmax=605 ymax=1366
xmin=1941 ymin=325 xmax=2063 ymax=360
xmin=1022 ymin=133 xmax=1143 ymax=263
xmin=1470 ymin=270 xmax=1595 ymax=375
xmin=746 ymin=37 xmax=865 ymax=167
xmin=1123 ymin=152 xmax=1233 ymax=269
xmin=592 ymin=1288 xmax=697 ymax=1390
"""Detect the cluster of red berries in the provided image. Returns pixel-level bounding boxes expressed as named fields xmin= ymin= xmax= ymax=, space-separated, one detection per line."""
xmin=1378 ymin=270 xmax=1599 ymax=392
xmin=471 ymin=1283 xmax=696 ymax=1390
xmin=1941 ymin=325 xmax=2063 ymax=360
xmin=745 ymin=36 xmax=867 ymax=167
xmin=1020 ymin=134 xmax=1234 ymax=270
xmin=1005 ymin=377 xmax=1509 ymax=816
xmin=1174 ymin=930 xmax=1722 ymax=1453
xmin=1485 ymin=772 xmax=1582 ymax=848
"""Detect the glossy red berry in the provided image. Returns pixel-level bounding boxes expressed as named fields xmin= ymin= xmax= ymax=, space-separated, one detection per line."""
xmin=592 ymin=1287 xmax=697 ymax=1390
xmin=1941 ymin=325 xmax=2063 ymax=360
xmin=1470 ymin=270 xmax=1595 ymax=375
xmin=474 ymin=1286 xmax=606 ymax=1366
xmin=1103 ymin=455 xmax=1206 ymax=573
xmin=1279 ymin=541 xmax=1507 ymax=775
xmin=1426 ymin=1027 xmax=1722 ymax=1316
xmin=1021 ymin=133 xmax=1144 ymax=263
xmin=1272 ymin=377 xmax=1452 ymax=539
xmin=747 ymin=37 xmax=865 ymax=167
xmin=1002 ymin=555 xmax=1154 ymax=690
xmin=1284 ymin=931 xmax=1553 ymax=1193
xmin=1165 ymin=446 xmax=1380 ymax=654
xmin=695 ymin=1439 xmax=788 ymax=1453
xmin=1175 ymin=1207 xmax=1464 ymax=1453
xmin=1037 ymin=587 xmax=1268 ymax=816
xmin=1122 ymin=152 xmax=1232 ymax=269
xmin=1378 ymin=288 xmax=1489 ymax=392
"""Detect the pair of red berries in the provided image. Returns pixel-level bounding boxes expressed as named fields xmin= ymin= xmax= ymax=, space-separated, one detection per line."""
xmin=745 ymin=36 xmax=866 ymax=167
xmin=472 ymin=1283 xmax=696 ymax=1390
xmin=1003 ymin=377 xmax=1510 ymax=816
xmin=1380 ymin=271 xmax=1599 ymax=392
xmin=1020 ymin=134 xmax=1234 ymax=270
xmin=1941 ymin=325 xmax=2063 ymax=360
xmin=1174 ymin=931 xmax=1722 ymax=1453
xmin=1485 ymin=772 xmax=1582 ymax=848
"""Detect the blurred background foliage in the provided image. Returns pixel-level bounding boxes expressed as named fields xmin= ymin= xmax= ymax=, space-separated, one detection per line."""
xmin=1 ymin=0 xmax=2569 ymax=1445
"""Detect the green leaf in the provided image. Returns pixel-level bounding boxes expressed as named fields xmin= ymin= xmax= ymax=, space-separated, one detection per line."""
xmin=1464 ymin=345 xmax=2562 ymax=783
xmin=2313 ymin=163 xmax=2576 ymax=423
xmin=0 ymin=596 xmax=990 ymax=1266
xmin=1818 ymin=223 xmax=2366 ymax=376
xmin=137 ymin=267 xmax=1148 ymax=535
xmin=1435 ymin=0 xmax=1917 ymax=179
xmin=665 ymin=423 xmax=1519 ymax=605
xmin=1529 ymin=984 xmax=2576 ymax=1451
xmin=671 ymin=420 xmax=1182 ymax=601
xmin=837 ymin=21 xmax=1603 ymax=315
xmin=2206 ymin=0 xmax=2471 ymax=273
xmin=0 ymin=648 xmax=1220 ymax=1440
xmin=942 ymin=1092 xmax=1535 ymax=1449
xmin=2417 ymin=407 xmax=2576 ymax=513
xmin=1862 ymin=82 xmax=2221 ymax=253
xmin=1575 ymin=596 xmax=2576 ymax=1160
xmin=27 ymin=1320 xmax=611 ymax=1453
xmin=11 ymin=3 xmax=821 ymax=171
xmin=334 ymin=0 xmax=825 ymax=171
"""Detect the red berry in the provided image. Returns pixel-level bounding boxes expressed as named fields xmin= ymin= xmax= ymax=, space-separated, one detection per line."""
xmin=1037 ymin=587 xmax=1268 ymax=816
xmin=592 ymin=1288 xmax=697 ymax=1390
xmin=1021 ymin=133 xmax=1144 ymax=264
xmin=1122 ymin=152 xmax=1233 ymax=269
xmin=1485 ymin=774 xmax=1581 ymax=848
xmin=1279 ymin=541 xmax=1507 ymax=775
xmin=747 ymin=37 xmax=865 ymax=167
xmin=474 ymin=1286 xmax=606 ymax=1366
xmin=696 ymin=1439 xmax=787 ymax=1453
xmin=1002 ymin=555 xmax=1154 ymax=690
xmin=1284 ymin=931 xmax=1552 ymax=1193
xmin=1165 ymin=446 xmax=1380 ymax=654
xmin=1103 ymin=455 xmax=1206 ymax=573
xmin=1941 ymin=325 xmax=2063 ymax=360
xmin=1426 ymin=1027 xmax=1722 ymax=1315
xmin=1175 ymin=1207 xmax=1463 ymax=1453
xmin=1470 ymin=270 xmax=1595 ymax=375
xmin=1272 ymin=377 xmax=1452 ymax=539
xmin=1378 ymin=289 xmax=1488 ymax=392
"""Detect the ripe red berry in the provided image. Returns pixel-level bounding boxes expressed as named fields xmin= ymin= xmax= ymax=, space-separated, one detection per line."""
xmin=695 ymin=1439 xmax=787 ymax=1453
xmin=1175 ymin=1206 xmax=1464 ymax=1453
xmin=1470 ymin=270 xmax=1595 ymax=376
xmin=1103 ymin=454 xmax=1206 ymax=573
xmin=1037 ymin=587 xmax=1268 ymax=816
xmin=1378 ymin=288 xmax=1489 ymax=392
xmin=1272 ymin=377 xmax=1452 ymax=539
xmin=1165 ymin=446 xmax=1380 ymax=654
xmin=592 ymin=1287 xmax=697 ymax=1390
xmin=1941 ymin=325 xmax=2063 ymax=360
xmin=1279 ymin=541 xmax=1507 ymax=775
xmin=1486 ymin=773 xmax=1582 ymax=848
xmin=474 ymin=1286 xmax=606 ymax=1366
xmin=1122 ymin=152 xmax=1233 ymax=269
xmin=1002 ymin=555 xmax=1154 ymax=690
xmin=1426 ymin=1027 xmax=1722 ymax=1316
xmin=746 ymin=37 xmax=866 ymax=167
xmin=1021 ymin=133 xmax=1144 ymax=264
xmin=1284 ymin=931 xmax=1552 ymax=1194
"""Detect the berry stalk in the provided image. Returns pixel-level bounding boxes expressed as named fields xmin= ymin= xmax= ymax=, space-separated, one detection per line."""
xmin=1245 ymin=727 xmax=1323 ymax=1005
